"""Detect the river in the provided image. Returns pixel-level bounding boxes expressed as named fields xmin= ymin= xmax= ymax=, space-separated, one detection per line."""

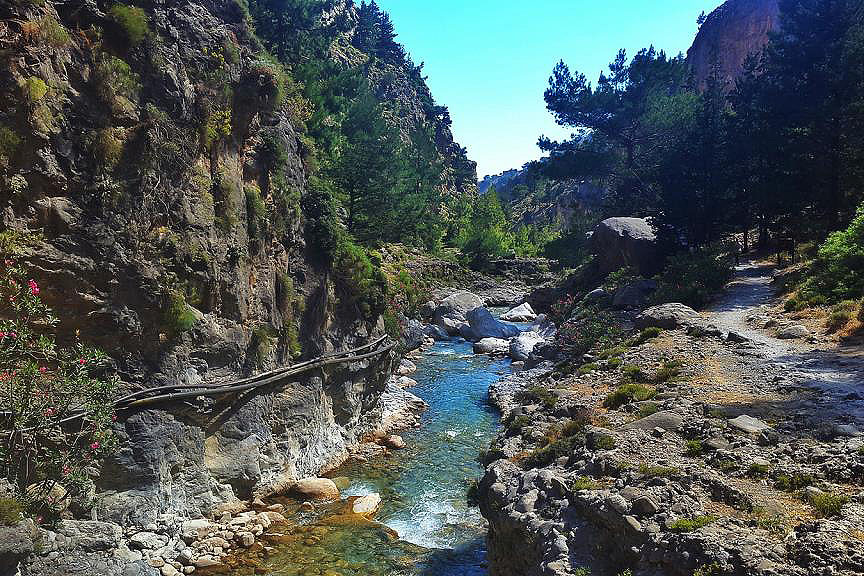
xmin=254 ymin=338 xmax=512 ymax=576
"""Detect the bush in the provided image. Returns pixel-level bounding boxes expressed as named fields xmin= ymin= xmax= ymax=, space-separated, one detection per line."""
xmin=332 ymin=241 xmax=387 ymax=319
xmin=669 ymin=515 xmax=716 ymax=533
xmin=653 ymin=244 xmax=734 ymax=308
xmin=685 ymin=440 xmax=704 ymax=456
xmin=635 ymin=326 xmax=662 ymax=344
xmin=37 ymin=15 xmax=70 ymax=48
xmin=91 ymin=127 xmax=124 ymax=169
xmin=0 ymin=261 xmax=117 ymax=519
xmin=807 ymin=491 xmax=848 ymax=517
xmin=0 ymin=498 xmax=23 ymax=526
xmin=23 ymin=77 xmax=48 ymax=103
xmin=249 ymin=325 xmax=275 ymax=368
xmin=94 ymin=54 xmax=140 ymax=113
xmin=109 ymin=4 xmax=151 ymax=47
xmin=593 ymin=434 xmax=617 ymax=450
xmin=774 ymin=472 xmax=814 ymax=492
xmin=164 ymin=290 xmax=198 ymax=335
xmin=516 ymin=385 xmax=558 ymax=409
xmin=571 ymin=476 xmax=599 ymax=491
xmin=0 ymin=125 xmax=20 ymax=163
xmin=747 ymin=462 xmax=771 ymax=477
xmin=214 ymin=173 xmax=238 ymax=232
xmin=603 ymin=383 xmax=656 ymax=409
xmin=244 ymin=184 xmax=266 ymax=239
xmin=654 ymin=359 xmax=682 ymax=383
xmin=825 ymin=300 xmax=857 ymax=332
xmin=797 ymin=204 xmax=864 ymax=304
xmin=522 ymin=432 xmax=584 ymax=469
xmin=637 ymin=402 xmax=660 ymax=418
xmin=578 ymin=362 xmax=598 ymax=375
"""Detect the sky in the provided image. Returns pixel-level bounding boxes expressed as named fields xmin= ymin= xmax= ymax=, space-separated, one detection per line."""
xmin=376 ymin=0 xmax=725 ymax=178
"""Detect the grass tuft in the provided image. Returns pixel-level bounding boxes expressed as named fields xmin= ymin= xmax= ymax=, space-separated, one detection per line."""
xmin=604 ymin=383 xmax=656 ymax=409
xmin=669 ymin=514 xmax=716 ymax=533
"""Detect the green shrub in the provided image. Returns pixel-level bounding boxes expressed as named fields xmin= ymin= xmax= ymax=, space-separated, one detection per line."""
xmin=713 ymin=458 xmax=737 ymax=472
xmin=578 ymin=362 xmax=598 ymax=375
xmin=685 ymin=440 xmax=704 ymax=456
xmin=0 ymin=125 xmax=20 ymax=162
xmin=23 ymin=77 xmax=48 ymax=103
xmin=635 ymin=326 xmax=662 ymax=344
xmin=669 ymin=515 xmax=716 ymax=533
xmin=571 ymin=476 xmax=599 ymax=491
xmin=109 ymin=4 xmax=151 ymax=47
xmin=603 ymin=383 xmax=656 ymax=409
xmin=516 ymin=385 xmax=558 ymax=409
xmin=826 ymin=300 xmax=857 ymax=331
xmin=94 ymin=54 xmax=140 ymax=113
xmin=653 ymin=244 xmax=734 ymax=308
xmin=603 ymin=357 xmax=623 ymax=370
xmin=573 ymin=569 xmax=591 ymax=576
xmin=0 ymin=498 xmax=23 ymax=526
xmin=558 ymin=307 xmax=621 ymax=358
xmin=774 ymin=472 xmax=814 ymax=492
xmin=597 ymin=345 xmax=627 ymax=360
xmin=593 ymin=434 xmax=617 ymax=450
xmin=637 ymin=402 xmax=660 ymax=418
xmin=654 ymin=359 xmax=682 ymax=383
xmin=522 ymin=432 xmax=584 ymax=469
xmin=693 ymin=563 xmax=724 ymax=576
xmin=164 ymin=290 xmax=198 ymax=335
xmin=91 ymin=127 xmax=124 ymax=169
xmin=747 ymin=462 xmax=771 ymax=477
xmin=332 ymin=241 xmax=387 ymax=319
xmin=37 ymin=15 xmax=70 ymax=48
xmin=249 ymin=325 xmax=275 ymax=368
xmin=638 ymin=463 xmax=678 ymax=478
xmin=797 ymin=204 xmax=864 ymax=304
xmin=859 ymin=298 xmax=864 ymax=323
xmin=214 ymin=173 xmax=238 ymax=232
xmin=621 ymin=363 xmax=645 ymax=381
xmin=244 ymin=184 xmax=266 ymax=238
xmin=807 ymin=491 xmax=848 ymax=517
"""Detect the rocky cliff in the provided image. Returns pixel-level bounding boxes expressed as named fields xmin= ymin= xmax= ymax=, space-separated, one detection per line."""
xmin=0 ymin=0 xmax=459 ymax=552
xmin=687 ymin=0 xmax=779 ymax=89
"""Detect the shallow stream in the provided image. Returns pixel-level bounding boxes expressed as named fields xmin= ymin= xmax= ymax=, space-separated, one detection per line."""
xmin=253 ymin=339 xmax=511 ymax=576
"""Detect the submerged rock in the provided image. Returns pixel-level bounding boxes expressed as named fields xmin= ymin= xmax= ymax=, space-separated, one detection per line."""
xmin=292 ymin=478 xmax=340 ymax=501
xmin=351 ymin=493 xmax=382 ymax=516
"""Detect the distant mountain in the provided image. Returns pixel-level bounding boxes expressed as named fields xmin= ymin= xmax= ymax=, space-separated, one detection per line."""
xmin=687 ymin=0 xmax=779 ymax=89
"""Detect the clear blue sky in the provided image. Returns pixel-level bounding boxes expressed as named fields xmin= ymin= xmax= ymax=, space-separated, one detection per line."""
xmin=376 ymin=0 xmax=724 ymax=178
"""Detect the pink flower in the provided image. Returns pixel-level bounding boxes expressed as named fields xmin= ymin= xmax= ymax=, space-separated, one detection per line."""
xmin=78 ymin=358 xmax=86 ymax=365
xmin=8 ymin=332 xmax=15 ymax=338
xmin=39 ymin=366 xmax=46 ymax=373
xmin=0 ymin=332 xmax=4 ymax=339
xmin=28 ymin=279 xmax=39 ymax=295
xmin=44 ymin=407 xmax=55 ymax=417
xmin=62 ymin=465 xmax=70 ymax=476
xmin=90 ymin=442 xmax=100 ymax=450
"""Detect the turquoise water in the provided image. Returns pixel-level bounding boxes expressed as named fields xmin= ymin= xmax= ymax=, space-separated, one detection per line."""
xmin=257 ymin=339 xmax=510 ymax=576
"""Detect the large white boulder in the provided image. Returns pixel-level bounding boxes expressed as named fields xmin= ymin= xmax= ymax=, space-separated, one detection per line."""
xmin=635 ymin=303 xmax=700 ymax=330
xmin=509 ymin=331 xmax=545 ymax=361
xmin=473 ymin=338 xmax=510 ymax=355
xmin=292 ymin=478 xmax=339 ymax=501
xmin=433 ymin=291 xmax=483 ymax=328
xmin=500 ymin=302 xmax=536 ymax=322
xmin=591 ymin=217 xmax=660 ymax=277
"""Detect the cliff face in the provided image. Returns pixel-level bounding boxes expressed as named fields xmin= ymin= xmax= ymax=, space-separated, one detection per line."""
xmin=0 ymin=0 xmax=455 ymax=529
xmin=687 ymin=0 xmax=779 ymax=89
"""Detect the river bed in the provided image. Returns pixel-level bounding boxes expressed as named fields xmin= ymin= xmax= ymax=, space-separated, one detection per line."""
xmin=248 ymin=338 xmax=512 ymax=576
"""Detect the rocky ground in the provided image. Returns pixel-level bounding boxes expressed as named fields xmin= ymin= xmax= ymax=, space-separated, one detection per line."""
xmin=477 ymin=261 xmax=864 ymax=576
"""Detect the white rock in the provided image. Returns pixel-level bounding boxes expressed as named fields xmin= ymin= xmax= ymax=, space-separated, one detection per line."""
xmin=500 ymin=302 xmax=536 ymax=322
xmin=728 ymin=415 xmax=771 ymax=434
xmin=777 ymin=324 xmax=810 ymax=339
xmin=509 ymin=331 xmax=545 ymax=361
xmin=351 ymin=493 xmax=382 ymax=516
xmin=473 ymin=337 xmax=510 ymax=355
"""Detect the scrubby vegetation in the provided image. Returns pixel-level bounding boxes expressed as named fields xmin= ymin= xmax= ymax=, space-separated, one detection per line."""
xmin=604 ymin=383 xmax=656 ymax=408
xmin=669 ymin=515 xmax=716 ymax=533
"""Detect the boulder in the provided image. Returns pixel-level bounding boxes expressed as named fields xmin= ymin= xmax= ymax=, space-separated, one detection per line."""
xmin=402 ymin=319 xmax=425 ymax=351
xmin=129 ymin=531 xmax=169 ymax=550
xmin=292 ymin=478 xmax=340 ymax=501
xmin=396 ymin=359 xmax=417 ymax=376
xmin=0 ymin=521 xmax=34 ymax=576
xmin=351 ymin=493 xmax=382 ymax=516
xmin=433 ymin=291 xmax=483 ymax=327
xmin=584 ymin=287 xmax=611 ymax=305
xmin=56 ymin=520 xmax=122 ymax=551
xmin=500 ymin=302 xmax=536 ymax=322
xmin=728 ymin=415 xmax=771 ymax=434
xmin=509 ymin=331 xmax=545 ymax=361
xmin=591 ymin=217 xmax=660 ymax=277
xmin=635 ymin=303 xmax=700 ymax=330
xmin=473 ymin=338 xmax=510 ymax=355
xmin=466 ymin=307 xmax=520 ymax=340
xmin=424 ymin=324 xmax=450 ymax=341
xmin=622 ymin=410 xmax=684 ymax=432
xmin=777 ymin=324 xmax=810 ymax=339
xmin=382 ymin=434 xmax=406 ymax=449
xmin=612 ymin=279 xmax=657 ymax=310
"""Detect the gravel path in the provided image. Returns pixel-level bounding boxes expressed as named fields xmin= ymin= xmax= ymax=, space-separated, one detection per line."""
xmin=710 ymin=260 xmax=864 ymax=428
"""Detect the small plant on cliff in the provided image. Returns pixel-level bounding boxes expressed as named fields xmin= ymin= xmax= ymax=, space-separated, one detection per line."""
xmin=807 ymin=491 xmax=848 ymax=517
xmin=825 ymin=300 xmax=857 ymax=332
xmin=692 ymin=563 xmax=724 ymax=576
xmin=0 ymin=260 xmax=118 ymax=520
xmin=0 ymin=498 xmax=23 ymax=526
xmin=516 ymin=385 xmax=558 ymax=409
xmin=669 ymin=514 xmax=716 ymax=533
xmin=635 ymin=326 xmax=662 ymax=344
xmin=654 ymin=359 xmax=683 ymax=383
xmin=603 ymin=383 xmax=656 ymax=409
xmin=571 ymin=476 xmax=599 ymax=491
xmin=35 ymin=15 xmax=70 ymax=48
xmin=108 ymin=4 xmax=151 ymax=48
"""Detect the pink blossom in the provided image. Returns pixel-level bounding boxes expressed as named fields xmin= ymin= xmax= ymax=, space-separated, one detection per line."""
xmin=62 ymin=465 xmax=70 ymax=476
xmin=28 ymin=279 xmax=39 ymax=295
xmin=90 ymin=442 xmax=100 ymax=450
xmin=39 ymin=366 xmax=46 ymax=373
xmin=0 ymin=332 xmax=5 ymax=339
xmin=78 ymin=358 xmax=86 ymax=365
xmin=44 ymin=408 xmax=55 ymax=417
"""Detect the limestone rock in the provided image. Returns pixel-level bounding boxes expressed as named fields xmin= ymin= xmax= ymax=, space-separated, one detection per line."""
xmin=622 ymin=410 xmax=684 ymax=432
xmin=777 ymin=324 xmax=810 ymax=339
xmin=591 ymin=217 xmax=660 ymax=277
xmin=291 ymin=478 xmax=340 ymax=501
xmin=466 ymin=307 xmax=520 ymax=340
xmin=382 ymin=434 xmax=406 ymax=449
xmin=509 ymin=331 xmax=545 ymax=362
xmin=635 ymin=303 xmax=700 ymax=330
xmin=473 ymin=338 xmax=510 ymax=355
xmin=728 ymin=415 xmax=771 ymax=434
xmin=351 ymin=493 xmax=382 ymax=516
xmin=500 ymin=302 xmax=536 ymax=322
xmin=433 ymin=291 xmax=483 ymax=327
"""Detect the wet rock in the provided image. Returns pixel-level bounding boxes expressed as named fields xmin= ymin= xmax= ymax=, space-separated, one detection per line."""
xmin=351 ymin=493 xmax=382 ymax=516
xmin=292 ymin=478 xmax=340 ymax=501
xmin=382 ymin=434 xmax=406 ymax=449
xmin=474 ymin=337 xmax=510 ymax=355
xmin=466 ymin=307 xmax=520 ymax=340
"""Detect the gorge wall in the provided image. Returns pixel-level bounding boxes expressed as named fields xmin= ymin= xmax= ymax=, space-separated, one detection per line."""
xmin=0 ymin=0 xmax=466 ymax=531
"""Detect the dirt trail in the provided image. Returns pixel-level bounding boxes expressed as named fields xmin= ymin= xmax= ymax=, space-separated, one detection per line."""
xmin=709 ymin=260 xmax=864 ymax=428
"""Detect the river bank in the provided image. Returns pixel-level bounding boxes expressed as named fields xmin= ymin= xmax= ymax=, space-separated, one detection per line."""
xmin=476 ymin=261 xmax=864 ymax=576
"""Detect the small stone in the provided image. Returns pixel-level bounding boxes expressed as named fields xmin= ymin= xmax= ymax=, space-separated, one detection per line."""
xmin=728 ymin=415 xmax=771 ymax=434
xmin=777 ymin=324 xmax=810 ymax=339
xmin=382 ymin=435 xmax=406 ymax=450
xmin=624 ymin=515 xmax=642 ymax=533
xmin=351 ymin=493 xmax=382 ymax=516
xmin=299 ymin=502 xmax=315 ymax=512
xmin=161 ymin=565 xmax=178 ymax=576
xmin=266 ymin=503 xmax=284 ymax=513
xmin=651 ymin=427 xmax=665 ymax=437
xmin=632 ymin=496 xmax=659 ymax=516
xmin=235 ymin=532 xmax=255 ymax=547
xmin=149 ymin=558 xmax=166 ymax=568
xmin=292 ymin=478 xmax=340 ymax=501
